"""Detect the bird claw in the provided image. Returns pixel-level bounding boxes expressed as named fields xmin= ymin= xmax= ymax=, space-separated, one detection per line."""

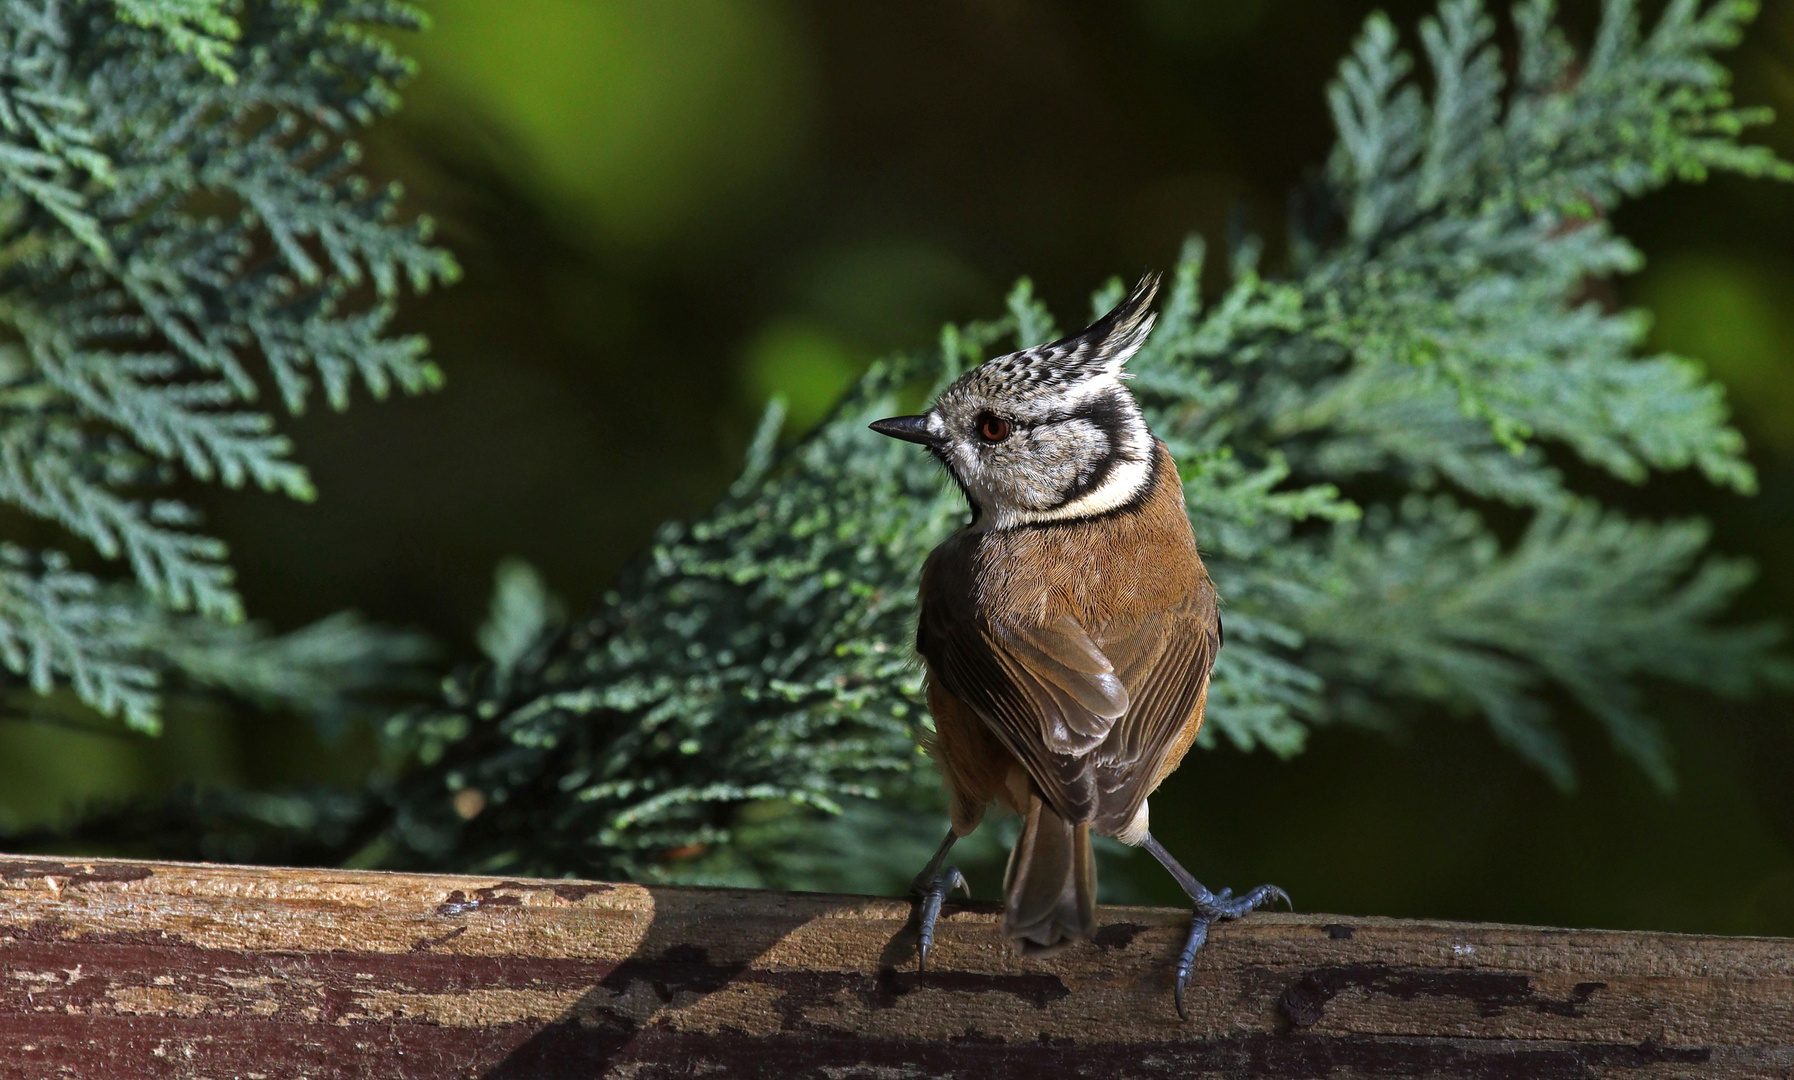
xmin=1197 ymin=882 xmax=1288 ymax=921
xmin=912 ymin=865 xmax=969 ymax=972
xmin=1173 ymin=883 xmax=1289 ymax=1020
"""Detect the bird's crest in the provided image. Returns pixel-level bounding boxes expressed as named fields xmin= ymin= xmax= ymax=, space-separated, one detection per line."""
xmin=971 ymin=274 xmax=1159 ymax=395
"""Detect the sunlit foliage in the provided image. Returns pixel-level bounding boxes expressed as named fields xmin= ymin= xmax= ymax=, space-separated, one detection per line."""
xmin=367 ymin=0 xmax=1790 ymax=886
xmin=8 ymin=0 xmax=1788 ymax=893
xmin=0 ymin=0 xmax=452 ymax=733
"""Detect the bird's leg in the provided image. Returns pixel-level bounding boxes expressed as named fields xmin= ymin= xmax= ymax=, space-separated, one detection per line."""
xmin=1140 ymin=831 xmax=1289 ymax=1020
xmin=908 ymin=827 xmax=969 ymax=971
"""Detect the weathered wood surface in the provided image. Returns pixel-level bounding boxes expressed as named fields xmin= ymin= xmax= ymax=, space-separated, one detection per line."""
xmin=0 ymin=854 xmax=1790 ymax=1078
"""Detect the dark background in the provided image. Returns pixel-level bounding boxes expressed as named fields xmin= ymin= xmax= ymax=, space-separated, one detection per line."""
xmin=7 ymin=0 xmax=1794 ymax=935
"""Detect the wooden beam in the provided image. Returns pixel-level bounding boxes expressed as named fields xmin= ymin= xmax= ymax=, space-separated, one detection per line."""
xmin=0 ymin=853 xmax=1789 ymax=1078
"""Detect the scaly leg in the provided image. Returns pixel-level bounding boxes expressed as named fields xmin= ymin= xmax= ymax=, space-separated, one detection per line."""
xmin=909 ymin=827 xmax=969 ymax=971
xmin=1141 ymin=831 xmax=1289 ymax=1020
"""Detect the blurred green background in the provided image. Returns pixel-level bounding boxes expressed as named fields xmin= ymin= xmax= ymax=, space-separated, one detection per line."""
xmin=8 ymin=0 xmax=1794 ymax=934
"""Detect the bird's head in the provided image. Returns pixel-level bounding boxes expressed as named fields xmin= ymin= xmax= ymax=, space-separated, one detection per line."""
xmin=873 ymin=274 xmax=1160 ymax=529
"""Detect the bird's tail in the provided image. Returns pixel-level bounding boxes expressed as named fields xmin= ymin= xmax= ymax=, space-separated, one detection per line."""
xmin=1002 ymin=793 xmax=1096 ymax=955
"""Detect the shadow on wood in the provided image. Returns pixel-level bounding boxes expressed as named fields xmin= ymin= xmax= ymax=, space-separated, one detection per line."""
xmin=0 ymin=853 xmax=1789 ymax=1078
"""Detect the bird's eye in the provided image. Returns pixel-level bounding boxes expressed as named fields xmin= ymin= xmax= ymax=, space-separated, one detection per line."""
xmin=977 ymin=414 xmax=1012 ymax=443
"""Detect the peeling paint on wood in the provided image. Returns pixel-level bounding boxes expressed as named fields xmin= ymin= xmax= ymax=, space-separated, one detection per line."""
xmin=0 ymin=854 xmax=1790 ymax=1078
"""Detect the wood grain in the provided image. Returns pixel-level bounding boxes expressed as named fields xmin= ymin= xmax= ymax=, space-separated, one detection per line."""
xmin=0 ymin=853 xmax=1788 ymax=1078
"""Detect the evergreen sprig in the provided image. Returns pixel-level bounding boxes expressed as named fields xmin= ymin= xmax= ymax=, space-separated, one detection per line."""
xmin=0 ymin=0 xmax=454 ymax=733
xmin=361 ymin=0 xmax=1787 ymax=890
xmin=7 ymin=0 xmax=1785 ymax=894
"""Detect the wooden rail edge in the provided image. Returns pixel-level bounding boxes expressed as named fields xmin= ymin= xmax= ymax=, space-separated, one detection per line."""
xmin=0 ymin=854 xmax=1789 ymax=1079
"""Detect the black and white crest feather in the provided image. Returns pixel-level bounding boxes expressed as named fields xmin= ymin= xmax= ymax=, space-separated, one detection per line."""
xmin=970 ymin=274 xmax=1160 ymax=398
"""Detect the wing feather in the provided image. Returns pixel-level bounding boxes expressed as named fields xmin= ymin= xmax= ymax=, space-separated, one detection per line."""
xmin=922 ymin=603 xmax=1116 ymax=821
xmin=917 ymin=537 xmax=1219 ymax=833
xmin=1089 ymin=598 xmax=1217 ymax=836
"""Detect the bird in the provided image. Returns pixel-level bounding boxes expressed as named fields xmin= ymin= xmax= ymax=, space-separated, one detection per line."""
xmin=870 ymin=273 xmax=1286 ymax=1018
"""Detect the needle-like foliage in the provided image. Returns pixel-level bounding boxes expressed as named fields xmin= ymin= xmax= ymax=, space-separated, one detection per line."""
xmin=0 ymin=0 xmax=454 ymax=734
xmin=358 ymin=0 xmax=1789 ymax=887
xmin=9 ymin=0 xmax=1788 ymax=894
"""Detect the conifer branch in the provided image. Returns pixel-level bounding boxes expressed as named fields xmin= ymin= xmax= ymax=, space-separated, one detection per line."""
xmin=0 ymin=0 xmax=451 ymax=729
xmin=364 ymin=0 xmax=1788 ymax=888
xmin=6 ymin=0 xmax=1786 ymax=894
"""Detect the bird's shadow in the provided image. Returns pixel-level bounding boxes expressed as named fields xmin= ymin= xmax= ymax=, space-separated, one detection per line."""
xmin=478 ymin=887 xmax=1002 ymax=1078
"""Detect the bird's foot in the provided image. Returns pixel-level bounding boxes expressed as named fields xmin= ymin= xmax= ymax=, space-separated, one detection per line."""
xmin=910 ymin=865 xmax=969 ymax=971
xmin=1172 ymin=883 xmax=1290 ymax=1020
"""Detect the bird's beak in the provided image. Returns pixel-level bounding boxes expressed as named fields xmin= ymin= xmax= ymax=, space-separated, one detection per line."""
xmin=870 ymin=414 xmax=941 ymax=447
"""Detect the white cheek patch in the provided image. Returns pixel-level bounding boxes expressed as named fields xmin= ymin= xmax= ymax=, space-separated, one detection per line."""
xmin=1054 ymin=420 xmax=1106 ymax=480
xmin=994 ymin=395 xmax=1155 ymax=526
xmin=1013 ymin=422 xmax=1097 ymax=498
xmin=999 ymin=452 xmax=1153 ymax=526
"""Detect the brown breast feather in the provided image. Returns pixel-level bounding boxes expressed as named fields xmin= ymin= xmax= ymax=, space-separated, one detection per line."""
xmin=917 ymin=441 xmax=1220 ymax=837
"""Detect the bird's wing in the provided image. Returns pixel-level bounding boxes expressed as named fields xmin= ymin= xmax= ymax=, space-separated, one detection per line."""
xmin=1088 ymin=593 xmax=1219 ymax=837
xmin=920 ymin=602 xmax=1129 ymax=824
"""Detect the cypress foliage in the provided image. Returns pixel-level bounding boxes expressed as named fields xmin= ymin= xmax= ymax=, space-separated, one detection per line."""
xmin=0 ymin=0 xmax=454 ymax=735
xmin=7 ymin=0 xmax=1790 ymax=893
xmin=368 ymin=0 xmax=1792 ymax=888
